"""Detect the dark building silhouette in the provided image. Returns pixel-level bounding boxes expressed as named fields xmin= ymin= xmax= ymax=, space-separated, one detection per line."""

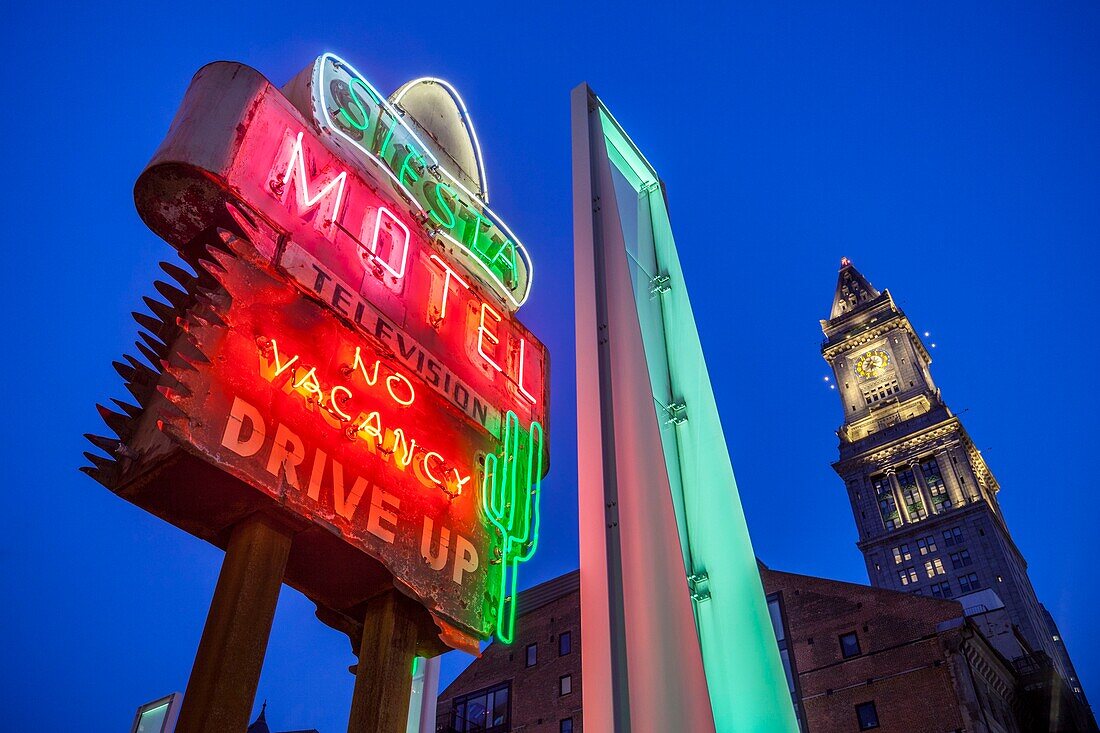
xmin=246 ymin=702 xmax=319 ymax=733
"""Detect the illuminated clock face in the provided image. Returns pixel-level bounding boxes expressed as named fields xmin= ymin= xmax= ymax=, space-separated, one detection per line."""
xmin=855 ymin=349 xmax=891 ymax=379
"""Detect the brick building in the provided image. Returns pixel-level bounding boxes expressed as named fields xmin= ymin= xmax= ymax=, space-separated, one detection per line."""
xmin=762 ymin=565 xmax=1020 ymax=732
xmin=440 ymin=566 xmax=1095 ymax=732
xmin=436 ymin=572 xmax=582 ymax=733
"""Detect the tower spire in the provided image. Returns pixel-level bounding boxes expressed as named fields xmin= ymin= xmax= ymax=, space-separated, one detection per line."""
xmin=829 ymin=257 xmax=880 ymax=320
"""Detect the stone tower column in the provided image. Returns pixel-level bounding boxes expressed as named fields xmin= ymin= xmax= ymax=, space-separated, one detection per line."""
xmin=935 ymin=448 xmax=966 ymax=508
xmin=910 ymin=459 xmax=937 ymax=516
xmin=886 ymin=469 xmax=908 ymax=526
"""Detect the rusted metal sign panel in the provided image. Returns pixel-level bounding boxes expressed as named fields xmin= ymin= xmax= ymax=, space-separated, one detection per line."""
xmin=86 ymin=57 xmax=550 ymax=654
xmin=159 ymin=248 xmax=498 ymax=646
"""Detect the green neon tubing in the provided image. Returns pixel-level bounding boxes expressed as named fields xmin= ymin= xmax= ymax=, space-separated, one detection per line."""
xmin=337 ymin=78 xmax=377 ymax=131
xmin=481 ymin=411 xmax=543 ymax=644
xmin=398 ymin=150 xmax=424 ymax=187
xmin=429 ymin=182 xmax=458 ymax=229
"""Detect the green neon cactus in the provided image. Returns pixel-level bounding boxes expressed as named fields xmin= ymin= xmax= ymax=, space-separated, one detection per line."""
xmin=481 ymin=410 xmax=544 ymax=644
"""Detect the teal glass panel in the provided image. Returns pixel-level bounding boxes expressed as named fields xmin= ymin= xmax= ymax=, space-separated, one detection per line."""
xmin=597 ymin=104 xmax=799 ymax=732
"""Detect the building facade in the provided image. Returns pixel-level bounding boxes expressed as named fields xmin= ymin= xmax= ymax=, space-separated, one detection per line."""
xmin=436 ymin=572 xmax=582 ymax=733
xmin=820 ymin=259 xmax=1093 ymax=725
xmin=762 ymin=565 xmax=1021 ymax=733
xmin=445 ymin=568 xmax=1049 ymax=733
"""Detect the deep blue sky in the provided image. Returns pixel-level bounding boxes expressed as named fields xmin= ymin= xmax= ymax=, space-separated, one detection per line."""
xmin=3 ymin=2 xmax=1097 ymax=731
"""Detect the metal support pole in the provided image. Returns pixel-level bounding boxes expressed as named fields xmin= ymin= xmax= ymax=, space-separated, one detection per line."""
xmin=347 ymin=590 xmax=420 ymax=733
xmin=176 ymin=514 xmax=293 ymax=733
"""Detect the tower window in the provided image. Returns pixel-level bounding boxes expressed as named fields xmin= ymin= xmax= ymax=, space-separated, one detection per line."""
xmin=891 ymin=544 xmax=911 ymax=564
xmin=920 ymin=457 xmax=951 ymax=511
xmin=959 ymin=573 xmax=981 ymax=593
xmin=917 ymin=536 xmax=937 ymax=555
xmin=898 ymin=567 xmax=918 ymax=586
xmin=931 ymin=581 xmax=953 ymax=598
xmin=862 ymin=378 xmax=900 ymax=404
xmin=873 ymin=476 xmax=900 ymax=530
xmin=943 ymin=527 xmax=964 ymax=547
xmin=924 ymin=558 xmax=945 ymax=578
xmin=950 ymin=551 xmax=972 ymax=569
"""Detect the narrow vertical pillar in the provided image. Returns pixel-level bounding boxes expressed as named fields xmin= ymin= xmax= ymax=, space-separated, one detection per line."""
xmin=887 ymin=469 xmax=908 ymax=526
xmin=347 ymin=590 xmax=420 ymax=733
xmin=176 ymin=514 xmax=293 ymax=733
xmin=936 ymin=449 xmax=966 ymax=507
xmin=910 ymin=459 xmax=937 ymax=516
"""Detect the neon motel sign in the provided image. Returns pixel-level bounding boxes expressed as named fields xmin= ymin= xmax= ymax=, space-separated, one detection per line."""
xmin=112 ymin=55 xmax=549 ymax=649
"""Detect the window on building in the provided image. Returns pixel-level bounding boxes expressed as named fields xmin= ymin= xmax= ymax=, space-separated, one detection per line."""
xmin=943 ymin=527 xmax=964 ymax=547
xmin=950 ymin=550 xmax=972 ymax=569
xmin=862 ymin=378 xmax=901 ymax=404
xmin=959 ymin=573 xmax=981 ymax=593
xmin=856 ymin=701 xmax=880 ymax=730
xmin=917 ymin=536 xmax=937 ymax=555
xmin=925 ymin=558 xmax=945 ymax=578
xmin=559 ymin=631 xmax=572 ymax=657
xmin=897 ymin=468 xmax=926 ymax=521
xmin=449 ymin=682 xmax=511 ymax=733
xmin=526 ymin=643 xmax=537 ymax=667
xmin=873 ymin=476 xmax=900 ymax=530
xmin=560 ymin=674 xmax=572 ymax=696
xmin=920 ymin=457 xmax=951 ymax=512
xmin=891 ymin=544 xmax=911 ymax=564
xmin=560 ymin=719 xmax=573 ymax=733
xmin=768 ymin=593 xmax=806 ymax=731
xmin=898 ymin=567 xmax=918 ymax=586
xmin=931 ymin=581 xmax=952 ymax=598
xmin=840 ymin=632 xmax=861 ymax=659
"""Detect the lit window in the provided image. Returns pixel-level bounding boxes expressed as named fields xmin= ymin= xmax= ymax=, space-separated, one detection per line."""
xmin=873 ymin=476 xmax=900 ymax=530
xmin=856 ymin=701 xmax=880 ymax=730
xmin=560 ymin=719 xmax=573 ymax=733
xmin=559 ymin=631 xmax=572 ymax=656
xmin=840 ymin=632 xmax=861 ymax=659
xmin=921 ymin=457 xmax=951 ymax=511
xmin=931 ymin=581 xmax=952 ymax=598
xmin=560 ymin=674 xmax=572 ymax=696
xmin=891 ymin=544 xmax=911 ymax=564
xmin=917 ymin=536 xmax=937 ymax=555
xmin=526 ymin=643 xmax=537 ymax=667
xmin=862 ymin=378 xmax=900 ymax=404
xmin=925 ymin=558 xmax=945 ymax=578
xmin=959 ymin=573 xmax=981 ymax=593
xmin=898 ymin=567 xmax=918 ymax=586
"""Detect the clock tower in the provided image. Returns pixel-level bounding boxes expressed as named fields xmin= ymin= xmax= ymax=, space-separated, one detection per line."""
xmin=821 ymin=258 xmax=1091 ymax=711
